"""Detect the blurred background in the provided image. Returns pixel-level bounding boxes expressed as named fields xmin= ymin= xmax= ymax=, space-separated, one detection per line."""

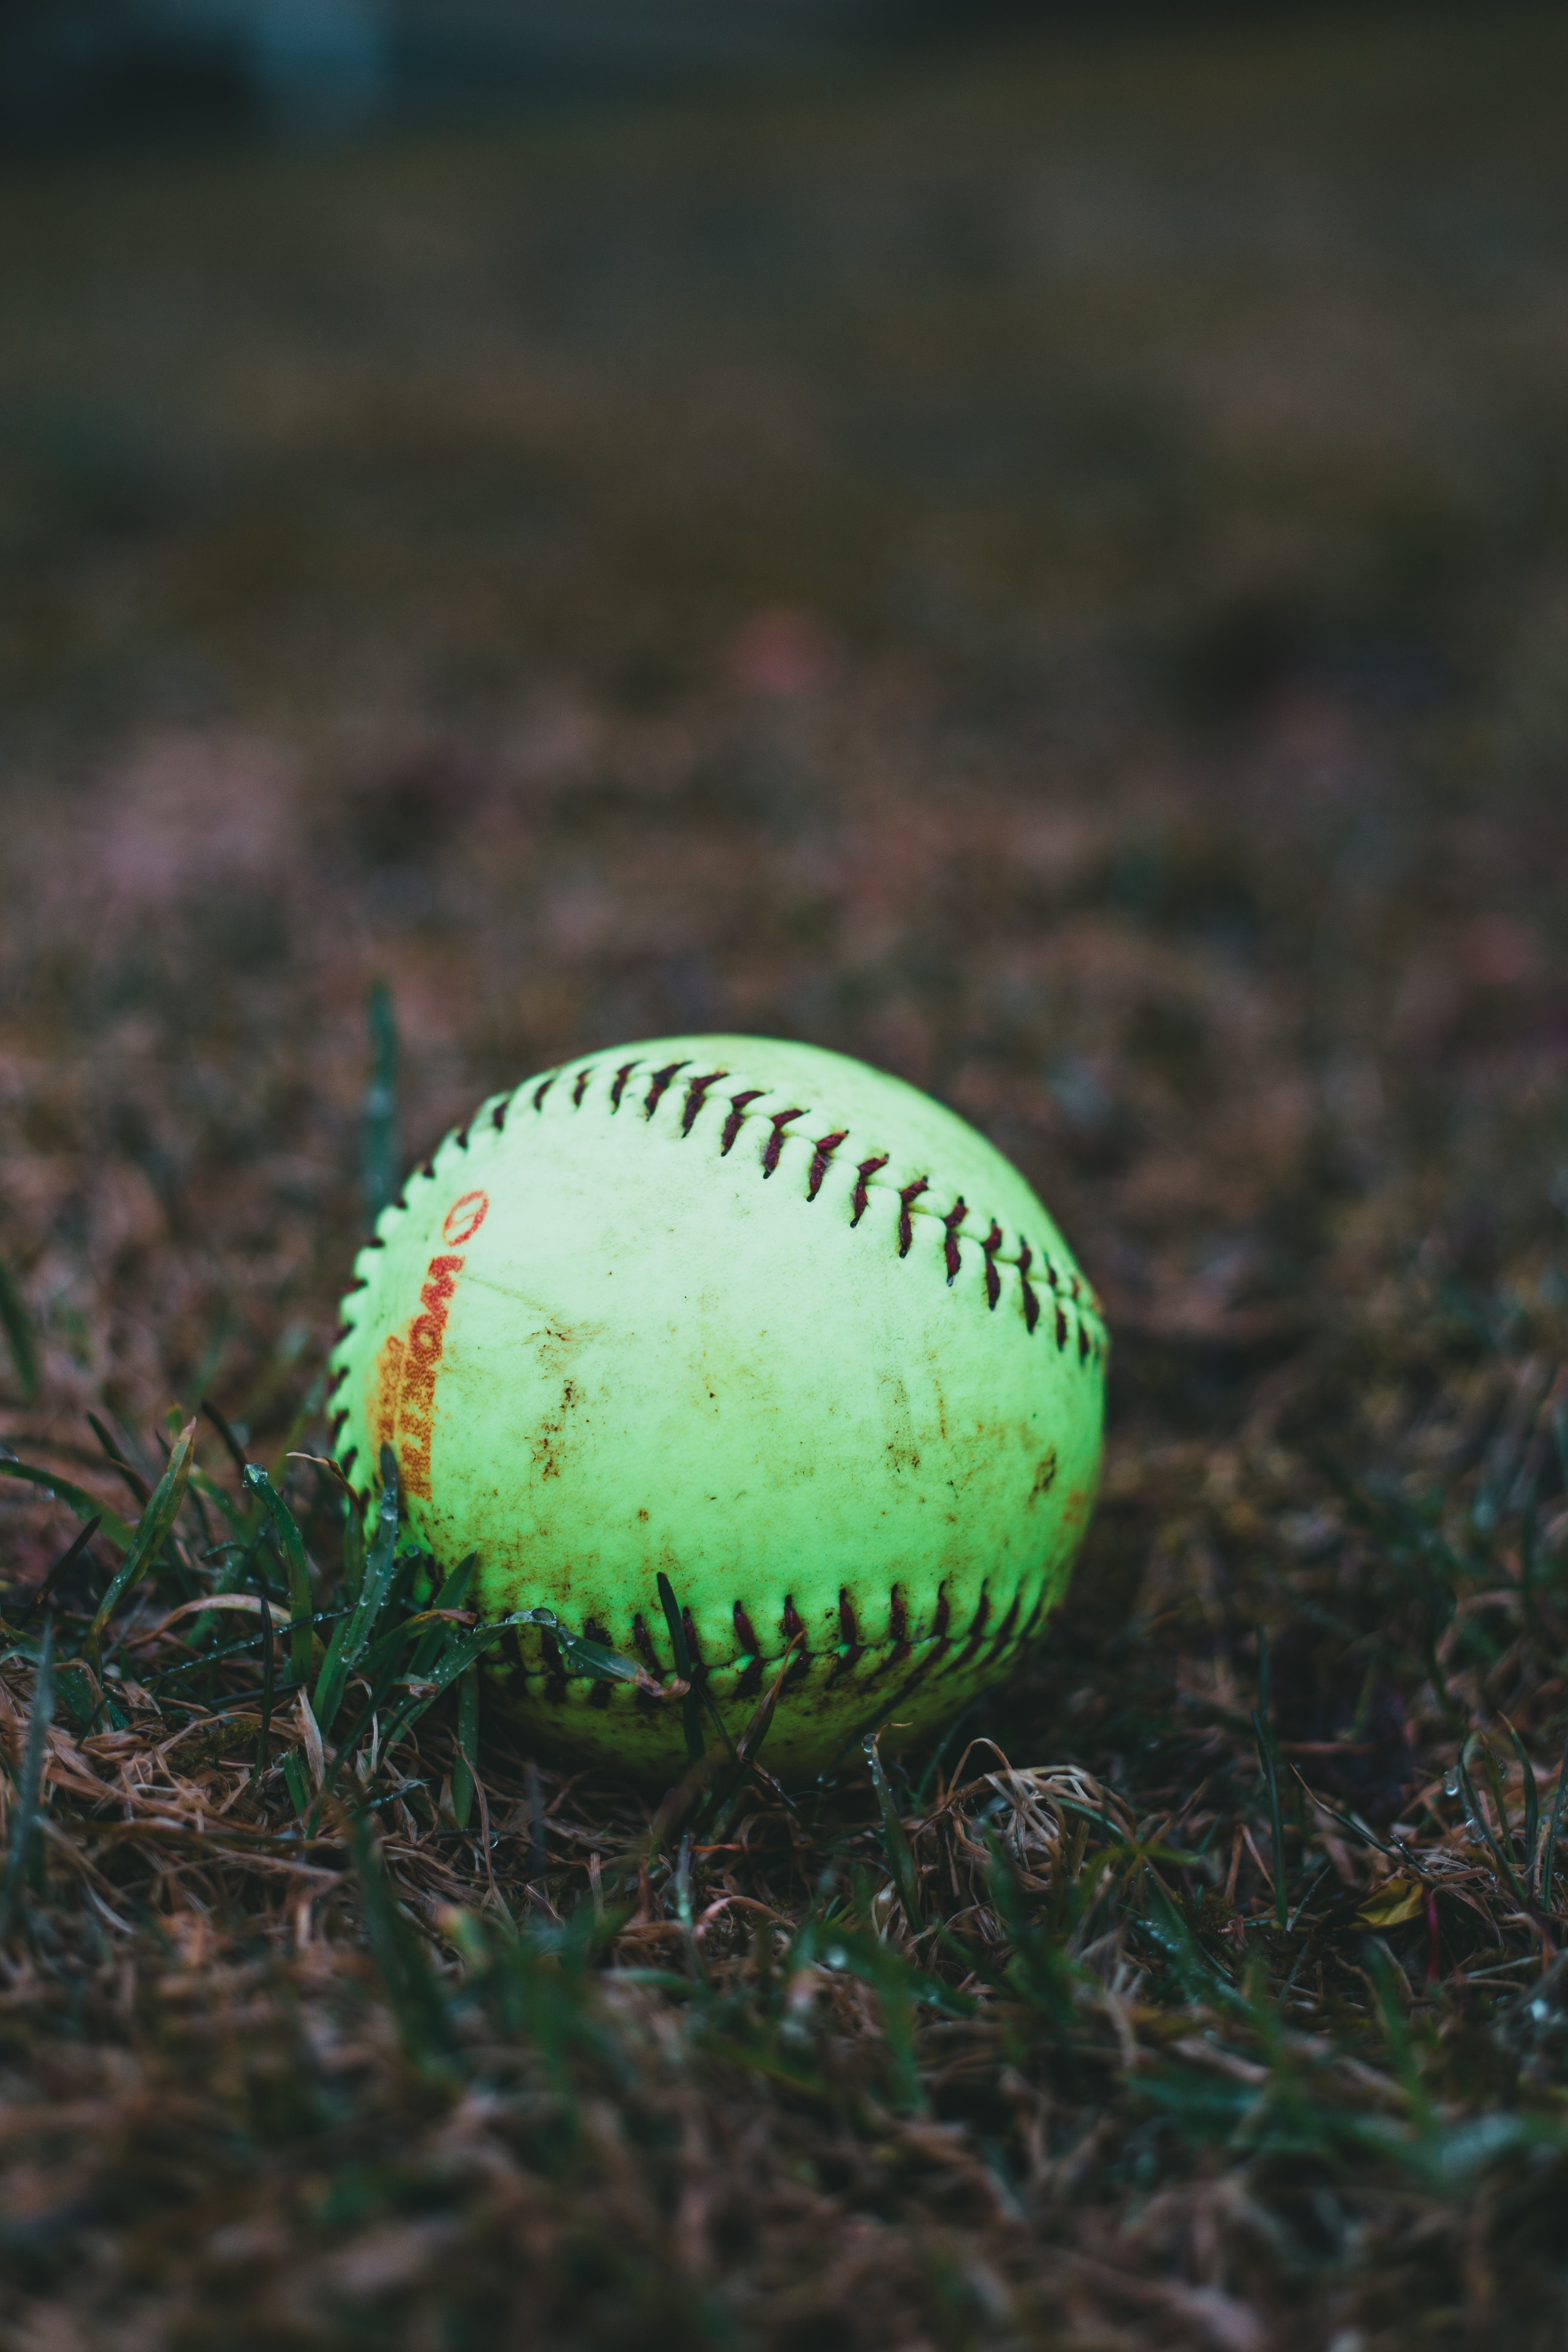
xmin=2 ymin=0 xmax=1101 ymax=144
xmin=0 ymin=0 xmax=1565 ymax=1488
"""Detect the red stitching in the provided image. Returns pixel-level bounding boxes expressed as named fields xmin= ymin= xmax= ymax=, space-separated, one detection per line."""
xmin=953 ymin=1587 xmax=992 ymax=1669
xmin=942 ymin=1196 xmax=968 ymax=1285
xmin=806 ymin=1130 xmax=847 ymax=1200
xmin=734 ymin=1597 xmax=765 ymax=1697
xmin=761 ymin=1107 xmax=807 ymax=1176
xmin=643 ymin=1059 xmax=687 ymax=1119
xmin=897 ymin=1177 xmax=930 ymax=1258
xmin=486 ymin=1576 xmax=1048 ymax=1692
xmin=372 ymin=1055 xmax=1104 ymax=1363
xmin=720 ymin=1090 xmax=765 ymax=1156
xmin=1017 ymin=1241 xmax=1041 ymax=1336
xmin=981 ymin=1589 xmax=1019 ymax=1663
xmin=681 ymin=1606 xmax=707 ymax=1688
xmin=1020 ymin=1584 xmax=1051 ymax=1642
xmin=681 ymin=1070 xmax=728 ymax=1134
xmin=851 ymin=1155 xmax=888 ymax=1225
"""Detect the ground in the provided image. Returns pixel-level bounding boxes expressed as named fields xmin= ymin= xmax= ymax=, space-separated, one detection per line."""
xmin=2 ymin=10 xmax=1568 ymax=2347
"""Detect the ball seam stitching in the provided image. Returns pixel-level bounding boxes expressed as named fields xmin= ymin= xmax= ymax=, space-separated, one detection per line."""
xmin=337 ymin=1051 xmax=1106 ymax=1371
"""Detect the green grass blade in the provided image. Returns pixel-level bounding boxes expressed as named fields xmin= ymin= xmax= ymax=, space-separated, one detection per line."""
xmin=409 ymin=1553 xmax=476 ymax=1678
xmin=1456 ymin=1737 xmax=1528 ymax=1908
xmin=243 ymin=1466 xmax=315 ymax=1682
xmin=339 ymin=1489 xmax=367 ymax=1602
xmin=249 ymin=1592 xmax=276 ymax=1794
xmin=552 ymin=1624 xmax=657 ymax=1685
xmin=282 ymin=1749 xmax=310 ymax=1818
xmin=371 ymin=1614 xmax=524 ymax=1751
xmin=656 ymin=1570 xmax=705 ymax=1764
xmin=333 ymin=1607 xmax=577 ymax=1795
xmin=142 ymin=1604 xmax=351 ymax=1689
xmin=1502 ymin=1718 xmax=1540 ymax=1889
xmin=735 ymin=1632 xmax=802 ymax=1769
xmin=86 ymin=1419 xmax=196 ymax=1654
xmin=864 ymin=1732 xmax=923 ymax=1929
xmin=314 ymin=1450 xmax=400 ymax=1732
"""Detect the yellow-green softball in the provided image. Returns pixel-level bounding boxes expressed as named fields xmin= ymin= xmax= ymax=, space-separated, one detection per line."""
xmin=329 ymin=1035 xmax=1106 ymax=1779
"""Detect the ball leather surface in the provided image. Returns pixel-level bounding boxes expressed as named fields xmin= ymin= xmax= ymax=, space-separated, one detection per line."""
xmin=329 ymin=1035 xmax=1107 ymax=1778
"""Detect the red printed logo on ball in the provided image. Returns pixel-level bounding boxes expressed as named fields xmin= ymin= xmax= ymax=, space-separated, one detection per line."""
xmin=442 ymin=1191 xmax=489 ymax=1246
xmin=371 ymin=1189 xmax=490 ymax=1500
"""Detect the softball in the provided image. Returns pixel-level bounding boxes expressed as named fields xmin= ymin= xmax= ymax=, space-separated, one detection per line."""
xmin=329 ymin=1035 xmax=1106 ymax=1779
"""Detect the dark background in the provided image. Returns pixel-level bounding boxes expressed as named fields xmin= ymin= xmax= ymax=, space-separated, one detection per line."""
xmin=0 ymin=0 xmax=1480 ymax=144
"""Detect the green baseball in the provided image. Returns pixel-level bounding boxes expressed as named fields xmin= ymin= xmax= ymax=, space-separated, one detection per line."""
xmin=329 ymin=1035 xmax=1106 ymax=1778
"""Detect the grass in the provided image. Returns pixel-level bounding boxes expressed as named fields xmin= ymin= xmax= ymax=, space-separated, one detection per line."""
xmin=5 ymin=1364 xmax=1568 ymax=2346
xmin=3 ymin=7 xmax=1568 ymax=2345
